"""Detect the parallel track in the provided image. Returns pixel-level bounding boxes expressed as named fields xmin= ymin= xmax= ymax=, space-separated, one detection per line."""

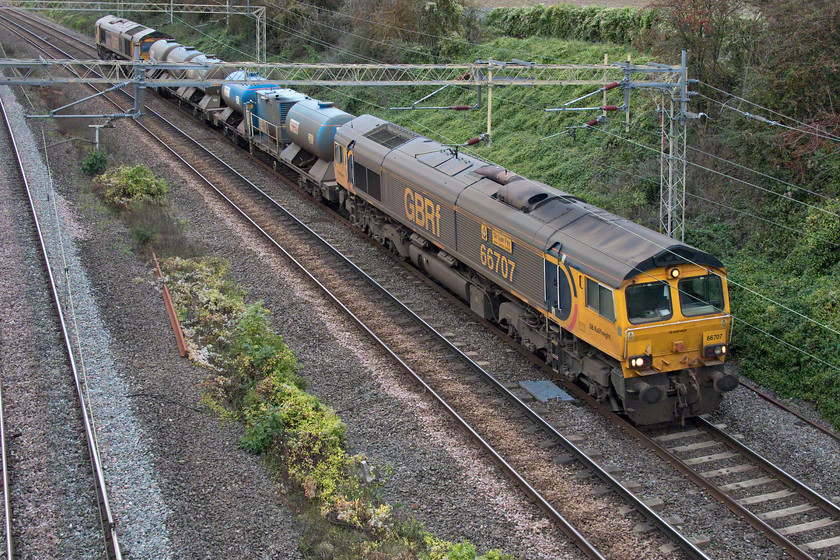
xmin=0 ymin=377 xmax=9 ymax=560
xmin=0 ymin=83 xmax=122 ymax=560
xmin=643 ymin=418 xmax=840 ymax=559
xmin=0 ymin=9 xmax=718 ymax=559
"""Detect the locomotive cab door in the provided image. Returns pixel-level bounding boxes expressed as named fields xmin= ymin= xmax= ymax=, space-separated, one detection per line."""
xmin=334 ymin=141 xmax=349 ymax=189
xmin=545 ymin=261 xmax=559 ymax=315
xmin=545 ymin=242 xmax=563 ymax=315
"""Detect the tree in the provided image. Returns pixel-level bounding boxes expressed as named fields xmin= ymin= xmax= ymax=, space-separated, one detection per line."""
xmin=748 ymin=0 xmax=840 ymax=117
xmin=644 ymin=0 xmax=748 ymax=91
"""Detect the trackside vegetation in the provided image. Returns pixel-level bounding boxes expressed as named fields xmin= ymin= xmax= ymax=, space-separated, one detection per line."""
xmin=162 ymin=256 xmax=512 ymax=560
xmin=79 ymin=147 xmax=508 ymax=557
xmin=485 ymin=5 xmax=657 ymax=45
xmin=88 ymin=162 xmax=196 ymax=257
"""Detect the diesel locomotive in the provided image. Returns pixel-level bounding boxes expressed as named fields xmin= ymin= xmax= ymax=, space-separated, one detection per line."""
xmin=96 ymin=16 xmax=738 ymax=425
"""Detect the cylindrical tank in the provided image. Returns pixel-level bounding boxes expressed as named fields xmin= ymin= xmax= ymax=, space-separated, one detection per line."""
xmin=221 ymin=70 xmax=280 ymax=114
xmin=149 ymin=39 xmax=181 ymax=62
xmin=165 ymin=45 xmax=202 ymax=78
xmin=286 ymin=99 xmax=353 ymax=161
xmin=185 ymin=54 xmax=233 ymax=95
xmin=184 ymin=54 xmax=228 ymax=81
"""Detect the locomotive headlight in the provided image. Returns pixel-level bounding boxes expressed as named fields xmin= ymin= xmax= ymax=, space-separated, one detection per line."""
xmin=629 ymin=355 xmax=652 ymax=370
xmin=669 ymin=268 xmax=681 ymax=279
xmin=704 ymin=344 xmax=727 ymax=359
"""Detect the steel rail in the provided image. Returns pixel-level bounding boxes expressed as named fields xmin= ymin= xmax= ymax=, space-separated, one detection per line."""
xmin=0 ymin=374 xmax=11 ymax=560
xmin=0 ymin=53 xmax=122 ymax=560
xmin=552 ymin=368 xmax=835 ymax=560
xmin=0 ymin=13 xmax=609 ymax=558
xmin=738 ymin=378 xmax=840 ymax=444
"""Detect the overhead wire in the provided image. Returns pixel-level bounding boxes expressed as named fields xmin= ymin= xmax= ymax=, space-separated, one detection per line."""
xmin=590 ymin=156 xmax=840 ymax=247
xmin=698 ymin=93 xmax=840 ymax=144
xmin=699 ymin=81 xmax=840 ymax=143
xmin=167 ymin=14 xmax=255 ymax=59
xmin=620 ymin=119 xmax=840 ymax=204
xmin=579 ymin=124 xmax=840 ymax=220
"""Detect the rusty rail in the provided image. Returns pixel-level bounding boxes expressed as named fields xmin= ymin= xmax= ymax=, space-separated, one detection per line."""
xmin=152 ymin=253 xmax=187 ymax=358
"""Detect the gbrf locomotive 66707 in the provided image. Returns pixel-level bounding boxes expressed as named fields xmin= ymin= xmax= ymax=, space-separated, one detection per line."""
xmin=96 ymin=16 xmax=738 ymax=424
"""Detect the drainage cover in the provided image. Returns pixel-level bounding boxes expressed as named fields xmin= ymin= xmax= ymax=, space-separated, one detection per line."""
xmin=519 ymin=380 xmax=575 ymax=403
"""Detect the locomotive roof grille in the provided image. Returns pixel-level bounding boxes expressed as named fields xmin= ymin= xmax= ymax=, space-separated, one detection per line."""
xmin=364 ymin=123 xmax=417 ymax=149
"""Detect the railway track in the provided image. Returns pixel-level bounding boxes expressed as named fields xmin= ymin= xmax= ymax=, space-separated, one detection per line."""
xmin=5 ymin=8 xmax=840 ymax=560
xmin=643 ymin=417 xmax=840 ymax=559
xmin=0 ymin=83 xmax=122 ymax=558
xmin=0 ymin=378 xmax=9 ymax=560
xmin=0 ymin=9 xmax=717 ymax=559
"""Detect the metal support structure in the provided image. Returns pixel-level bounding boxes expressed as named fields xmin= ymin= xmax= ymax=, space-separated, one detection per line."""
xmin=605 ymin=51 xmax=694 ymax=241
xmin=132 ymin=42 xmax=144 ymax=118
xmin=657 ymin=50 xmax=692 ymax=241
xmin=486 ymin=69 xmax=493 ymax=146
xmin=3 ymin=1 xmax=267 ymax=62
xmin=0 ymin=59 xmax=678 ymax=87
xmin=89 ymin=123 xmax=111 ymax=149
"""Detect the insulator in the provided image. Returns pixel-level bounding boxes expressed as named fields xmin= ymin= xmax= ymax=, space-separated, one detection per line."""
xmin=602 ymin=105 xmax=619 ymax=111
xmin=450 ymin=105 xmax=471 ymax=111
xmin=458 ymin=72 xmax=471 ymax=80
xmin=604 ymin=81 xmax=620 ymax=91
xmin=585 ymin=119 xmax=599 ymax=127
xmin=464 ymin=137 xmax=481 ymax=146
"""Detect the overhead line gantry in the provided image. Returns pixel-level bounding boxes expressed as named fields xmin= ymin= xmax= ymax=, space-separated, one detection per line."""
xmin=0 ymin=52 xmax=693 ymax=240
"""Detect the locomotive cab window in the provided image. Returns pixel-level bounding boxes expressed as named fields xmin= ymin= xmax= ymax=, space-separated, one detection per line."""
xmin=585 ymin=278 xmax=616 ymax=321
xmin=334 ymin=143 xmax=344 ymax=164
xmin=678 ymin=274 xmax=723 ymax=317
xmin=626 ymin=281 xmax=672 ymax=324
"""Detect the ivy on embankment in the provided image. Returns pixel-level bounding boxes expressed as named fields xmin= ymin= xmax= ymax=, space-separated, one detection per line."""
xmin=161 ymin=256 xmax=513 ymax=560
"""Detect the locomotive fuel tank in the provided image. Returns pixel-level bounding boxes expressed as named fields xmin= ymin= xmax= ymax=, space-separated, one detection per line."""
xmin=286 ymin=99 xmax=353 ymax=161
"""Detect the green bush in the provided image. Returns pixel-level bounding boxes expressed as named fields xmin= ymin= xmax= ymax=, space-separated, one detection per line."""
xmin=164 ymin=256 xmax=511 ymax=557
xmin=239 ymin=405 xmax=285 ymax=453
xmin=485 ymin=5 xmax=657 ymax=44
xmin=94 ymin=164 xmax=168 ymax=207
xmin=81 ymin=149 xmax=107 ymax=176
xmin=802 ymin=201 xmax=840 ymax=271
